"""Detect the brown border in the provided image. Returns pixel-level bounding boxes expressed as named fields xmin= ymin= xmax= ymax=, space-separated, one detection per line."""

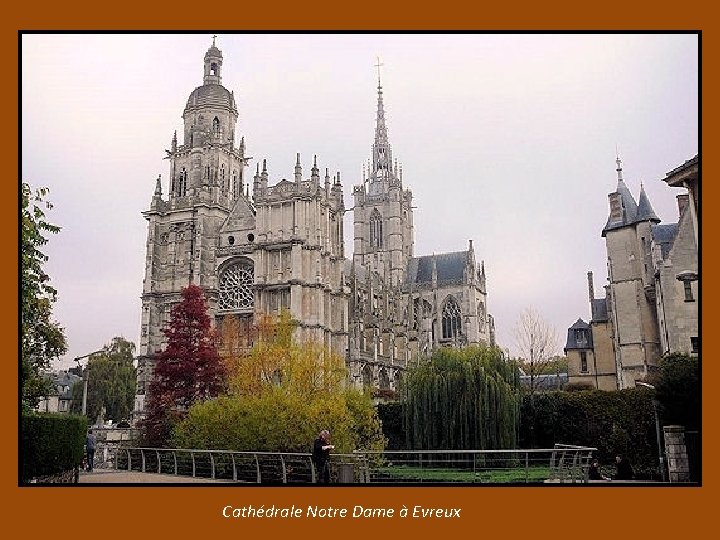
xmin=5 ymin=3 xmax=712 ymax=539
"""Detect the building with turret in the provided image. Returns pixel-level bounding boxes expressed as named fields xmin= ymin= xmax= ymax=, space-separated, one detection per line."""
xmin=134 ymin=42 xmax=494 ymax=418
xmin=565 ymin=155 xmax=699 ymax=390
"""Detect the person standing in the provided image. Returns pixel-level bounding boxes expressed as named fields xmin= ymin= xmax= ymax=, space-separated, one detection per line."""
xmin=86 ymin=429 xmax=97 ymax=472
xmin=312 ymin=430 xmax=334 ymax=483
xmin=614 ymin=454 xmax=634 ymax=480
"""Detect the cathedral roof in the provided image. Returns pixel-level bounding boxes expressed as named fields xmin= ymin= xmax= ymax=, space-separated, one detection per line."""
xmin=651 ymin=223 xmax=679 ymax=259
xmin=406 ymin=250 xmax=469 ymax=285
xmin=184 ymin=84 xmax=237 ymax=114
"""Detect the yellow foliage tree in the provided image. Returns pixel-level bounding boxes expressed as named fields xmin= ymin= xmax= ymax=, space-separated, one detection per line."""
xmin=173 ymin=311 xmax=385 ymax=454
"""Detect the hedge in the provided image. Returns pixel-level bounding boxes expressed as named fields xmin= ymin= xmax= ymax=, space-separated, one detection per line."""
xmin=21 ymin=413 xmax=88 ymax=483
xmin=380 ymin=389 xmax=660 ymax=478
xmin=520 ymin=389 xmax=659 ymax=478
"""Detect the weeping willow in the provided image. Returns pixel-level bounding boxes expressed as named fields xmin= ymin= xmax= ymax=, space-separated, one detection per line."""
xmin=403 ymin=346 xmax=521 ymax=450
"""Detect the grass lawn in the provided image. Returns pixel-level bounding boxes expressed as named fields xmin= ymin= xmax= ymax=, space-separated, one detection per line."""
xmin=370 ymin=465 xmax=551 ymax=483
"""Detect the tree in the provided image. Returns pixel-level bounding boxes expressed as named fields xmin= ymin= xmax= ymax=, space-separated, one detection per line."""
xmin=403 ymin=346 xmax=521 ymax=450
xmin=655 ymin=353 xmax=700 ymax=431
xmin=141 ymin=284 xmax=227 ymax=446
xmin=173 ymin=311 xmax=385 ymax=454
xmin=70 ymin=337 xmax=137 ymax=423
xmin=513 ymin=307 xmax=560 ymax=396
xmin=21 ymin=182 xmax=67 ymax=410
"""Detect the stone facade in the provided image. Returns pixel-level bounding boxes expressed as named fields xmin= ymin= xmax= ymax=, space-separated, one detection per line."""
xmin=134 ymin=43 xmax=494 ymax=418
xmin=566 ymin=156 xmax=699 ymax=390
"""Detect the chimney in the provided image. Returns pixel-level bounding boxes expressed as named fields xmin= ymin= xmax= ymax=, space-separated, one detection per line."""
xmin=587 ymin=271 xmax=595 ymax=319
xmin=677 ymin=193 xmax=689 ymax=218
xmin=608 ymin=192 xmax=623 ymax=224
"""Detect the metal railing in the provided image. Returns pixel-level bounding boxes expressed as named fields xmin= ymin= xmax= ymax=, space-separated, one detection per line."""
xmin=351 ymin=444 xmax=595 ymax=484
xmin=95 ymin=444 xmax=594 ymax=484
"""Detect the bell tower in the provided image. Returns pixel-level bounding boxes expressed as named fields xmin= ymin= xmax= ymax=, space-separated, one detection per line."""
xmin=134 ymin=39 xmax=250 ymax=420
xmin=353 ymin=60 xmax=415 ymax=287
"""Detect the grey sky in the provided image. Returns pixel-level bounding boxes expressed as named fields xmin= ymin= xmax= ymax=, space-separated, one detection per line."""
xmin=21 ymin=33 xmax=698 ymax=367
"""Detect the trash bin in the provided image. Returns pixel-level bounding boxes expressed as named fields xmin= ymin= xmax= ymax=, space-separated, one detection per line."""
xmin=337 ymin=463 xmax=355 ymax=483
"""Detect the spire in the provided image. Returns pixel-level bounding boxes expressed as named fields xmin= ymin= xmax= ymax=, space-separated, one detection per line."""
xmin=294 ymin=153 xmax=302 ymax=183
xmin=154 ymin=174 xmax=162 ymax=197
xmin=312 ymin=154 xmax=320 ymax=182
xmin=171 ymin=130 xmax=177 ymax=152
xmin=368 ymin=58 xmax=395 ymax=195
xmin=636 ymin=182 xmax=660 ymax=223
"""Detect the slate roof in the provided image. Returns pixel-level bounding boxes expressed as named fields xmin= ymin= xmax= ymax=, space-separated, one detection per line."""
xmin=406 ymin=250 xmax=469 ymax=285
xmin=43 ymin=371 xmax=82 ymax=399
xmin=636 ymin=185 xmax=661 ymax=223
xmin=591 ymin=298 xmax=609 ymax=322
xmin=652 ymin=223 xmax=679 ymax=259
xmin=564 ymin=318 xmax=593 ymax=350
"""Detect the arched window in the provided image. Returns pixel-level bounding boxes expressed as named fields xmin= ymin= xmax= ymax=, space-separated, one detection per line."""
xmin=441 ymin=296 xmax=462 ymax=340
xmin=369 ymin=208 xmax=383 ymax=250
xmin=210 ymin=62 xmax=218 ymax=76
xmin=362 ymin=364 xmax=373 ymax=388
xmin=213 ymin=117 xmax=220 ymax=134
xmin=218 ymin=260 xmax=254 ymax=311
xmin=379 ymin=368 xmax=390 ymax=390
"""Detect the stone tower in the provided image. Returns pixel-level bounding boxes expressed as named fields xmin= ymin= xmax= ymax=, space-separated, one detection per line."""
xmin=602 ymin=156 xmax=662 ymax=388
xmin=353 ymin=71 xmax=414 ymax=287
xmin=135 ymin=40 xmax=248 ymax=414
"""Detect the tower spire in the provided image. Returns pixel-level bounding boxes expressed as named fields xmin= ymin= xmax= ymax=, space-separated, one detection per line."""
xmin=368 ymin=58 xmax=393 ymax=195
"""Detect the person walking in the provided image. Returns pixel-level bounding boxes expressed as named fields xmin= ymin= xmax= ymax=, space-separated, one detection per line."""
xmin=85 ymin=429 xmax=97 ymax=472
xmin=312 ymin=430 xmax=334 ymax=483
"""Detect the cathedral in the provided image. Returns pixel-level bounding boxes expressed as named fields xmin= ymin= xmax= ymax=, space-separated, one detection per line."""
xmin=134 ymin=41 xmax=494 ymax=417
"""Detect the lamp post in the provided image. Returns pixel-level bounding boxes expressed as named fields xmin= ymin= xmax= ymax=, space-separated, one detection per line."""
xmin=636 ymin=381 xmax=667 ymax=482
xmin=74 ymin=349 xmax=104 ymax=418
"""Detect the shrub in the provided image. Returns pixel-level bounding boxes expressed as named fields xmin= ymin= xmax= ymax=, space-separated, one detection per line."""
xmin=520 ymin=389 xmax=659 ymax=478
xmin=21 ymin=413 xmax=87 ymax=482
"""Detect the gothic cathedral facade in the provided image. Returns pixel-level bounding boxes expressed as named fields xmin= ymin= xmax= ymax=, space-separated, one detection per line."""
xmin=135 ymin=43 xmax=494 ymax=417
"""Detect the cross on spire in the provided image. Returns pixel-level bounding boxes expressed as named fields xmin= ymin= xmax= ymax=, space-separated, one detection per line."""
xmin=212 ymin=35 xmax=217 ymax=47
xmin=375 ymin=56 xmax=384 ymax=87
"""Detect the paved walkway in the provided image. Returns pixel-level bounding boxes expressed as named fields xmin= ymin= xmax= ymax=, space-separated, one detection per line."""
xmin=78 ymin=470 xmax=234 ymax=483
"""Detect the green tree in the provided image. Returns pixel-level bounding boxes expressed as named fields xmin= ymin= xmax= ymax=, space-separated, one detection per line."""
xmin=71 ymin=337 xmax=137 ymax=423
xmin=403 ymin=345 xmax=522 ymax=450
xmin=655 ymin=352 xmax=700 ymax=431
xmin=21 ymin=182 xmax=67 ymax=410
xmin=173 ymin=311 xmax=385 ymax=454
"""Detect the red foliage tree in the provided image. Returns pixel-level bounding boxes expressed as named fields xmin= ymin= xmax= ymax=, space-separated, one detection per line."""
xmin=141 ymin=284 xmax=227 ymax=446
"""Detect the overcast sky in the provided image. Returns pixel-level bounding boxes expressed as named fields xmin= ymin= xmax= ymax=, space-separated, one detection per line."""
xmin=21 ymin=33 xmax=698 ymax=368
